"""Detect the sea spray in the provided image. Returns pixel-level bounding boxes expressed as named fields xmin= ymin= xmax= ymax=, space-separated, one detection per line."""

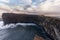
xmin=0 ymin=21 xmax=36 ymax=29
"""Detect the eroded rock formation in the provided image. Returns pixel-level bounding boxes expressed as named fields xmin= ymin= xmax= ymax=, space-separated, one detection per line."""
xmin=2 ymin=13 xmax=60 ymax=40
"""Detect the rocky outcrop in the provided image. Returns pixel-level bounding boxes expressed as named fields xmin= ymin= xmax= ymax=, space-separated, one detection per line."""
xmin=2 ymin=13 xmax=39 ymax=24
xmin=2 ymin=13 xmax=60 ymax=40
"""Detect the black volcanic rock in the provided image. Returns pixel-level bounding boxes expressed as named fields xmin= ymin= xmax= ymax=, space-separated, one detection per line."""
xmin=2 ymin=13 xmax=60 ymax=40
xmin=2 ymin=13 xmax=39 ymax=24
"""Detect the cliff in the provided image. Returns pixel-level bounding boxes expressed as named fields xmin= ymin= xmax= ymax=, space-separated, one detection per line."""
xmin=2 ymin=13 xmax=60 ymax=40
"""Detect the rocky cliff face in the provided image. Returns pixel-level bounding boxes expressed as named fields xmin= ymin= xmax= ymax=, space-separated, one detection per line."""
xmin=37 ymin=16 xmax=60 ymax=40
xmin=2 ymin=13 xmax=60 ymax=40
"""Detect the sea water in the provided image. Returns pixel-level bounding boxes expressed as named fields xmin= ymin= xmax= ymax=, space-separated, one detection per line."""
xmin=0 ymin=21 xmax=59 ymax=40
xmin=0 ymin=21 xmax=36 ymax=40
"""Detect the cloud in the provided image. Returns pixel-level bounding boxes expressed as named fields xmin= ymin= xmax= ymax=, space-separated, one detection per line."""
xmin=39 ymin=0 xmax=60 ymax=12
xmin=9 ymin=0 xmax=32 ymax=6
xmin=24 ymin=0 xmax=32 ymax=4
xmin=0 ymin=0 xmax=9 ymax=3
xmin=0 ymin=3 xmax=12 ymax=13
xmin=21 ymin=0 xmax=32 ymax=3
xmin=21 ymin=0 xmax=32 ymax=5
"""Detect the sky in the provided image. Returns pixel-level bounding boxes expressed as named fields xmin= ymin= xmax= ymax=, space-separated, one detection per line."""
xmin=0 ymin=0 xmax=45 ymax=6
xmin=9 ymin=0 xmax=45 ymax=6
xmin=0 ymin=0 xmax=60 ymax=12
xmin=39 ymin=0 xmax=60 ymax=12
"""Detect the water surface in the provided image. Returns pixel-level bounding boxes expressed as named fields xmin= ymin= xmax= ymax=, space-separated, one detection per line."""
xmin=0 ymin=21 xmax=36 ymax=40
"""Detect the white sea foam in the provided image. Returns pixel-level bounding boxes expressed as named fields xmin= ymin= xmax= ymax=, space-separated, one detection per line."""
xmin=0 ymin=21 xmax=36 ymax=30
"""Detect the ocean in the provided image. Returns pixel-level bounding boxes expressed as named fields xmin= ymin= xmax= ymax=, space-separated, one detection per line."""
xmin=0 ymin=21 xmax=36 ymax=40
xmin=0 ymin=21 xmax=55 ymax=40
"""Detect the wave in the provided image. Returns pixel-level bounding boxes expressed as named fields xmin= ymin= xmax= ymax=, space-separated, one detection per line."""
xmin=0 ymin=21 xmax=36 ymax=30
